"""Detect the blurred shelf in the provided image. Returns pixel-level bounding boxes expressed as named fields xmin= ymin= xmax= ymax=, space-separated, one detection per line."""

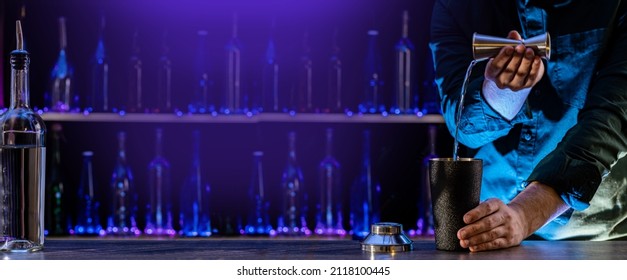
xmin=40 ymin=112 xmax=445 ymax=124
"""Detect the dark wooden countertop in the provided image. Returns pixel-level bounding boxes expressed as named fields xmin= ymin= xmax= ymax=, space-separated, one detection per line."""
xmin=3 ymin=238 xmax=626 ymax=260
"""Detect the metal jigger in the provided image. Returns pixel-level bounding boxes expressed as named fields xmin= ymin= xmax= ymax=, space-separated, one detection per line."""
xmin=472 ymin=32 xmax=551 ymax=61
xmin=360 ymin=222 xmax=413 ymax=253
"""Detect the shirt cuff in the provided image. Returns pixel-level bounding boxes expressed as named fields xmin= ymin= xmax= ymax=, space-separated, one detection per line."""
xmin=526 ymin=153 xmax=602 ymax=211
xmin=481 ymin=79 xmax=532 ymax=121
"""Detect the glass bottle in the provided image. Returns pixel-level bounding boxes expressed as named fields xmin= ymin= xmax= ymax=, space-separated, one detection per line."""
xmin=350 ymin=130 xmax=381 ymax=240
xmin=421 ymin=49 xmax=441 ymax=114
xmin=48 ymin=17 xmax=75 ymax=112
xmin=145 ymin=128 xmax=174 ymax=236
xmin=393 ymin=10 xmax=416 ymax=114
xmin=325 ymin=29 xmax=342 ymax=113
xmin=244 ymin=151 xmax=272 ymax=235
xmin=224 ymin=13 xmax=242 ymax=114
xmin=261 ymin=20 xmax=280 ymax=113
xmin=188 ymin=30 xmax=212 ymax=114
xmin=179 ymin=130 xmax=212 ymax=237
xmin=156 ymin=30 xmax=172 ymax=113
xmin=297 ymin=32 xmax=314 ymax=113
xmin=359 ymin=30 xmax=384 ymax=114
xmin=0 ymin=21 xmax=47 ymax=252
xmin=107 ymin=131 xmax=139 ymax=236
xmin=89 ymin=15 xmax=109 ymax=112
xmin=277 ymin=131 xmax=310 ymax=235
xmin=75 ymin=151 xmax=103 ymax=236
xmin=315 ymin=128 xmax=345 ymax=236
xmin=416 ymin=125 xmax=438 ymax=236
xmin=45 ymin=123 xmax=68 ymax=236
xmin=127 ymin=30 xmax=143 ymax=113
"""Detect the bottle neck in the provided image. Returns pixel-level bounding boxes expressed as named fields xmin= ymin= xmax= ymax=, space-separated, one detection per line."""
xmin=192 ymin=131 xmax=201 ymax=166
xmin=325 ymin=129 xmax=333 ymax=157
xmin=253 ymin=152 xmax=264 ymax=198
xmin=401 ymin=11 xmax=409 ymax=39
xmin=117 ymin=133 xmax=127 ymax=162
xmin=10 ymin=65 xmax=30 ymax=109
xmin=428 ymin=125 xmax=437 ymax=155
xmin=82 ymin=153 xmax=95 ymax=198
xmin=232 ymin=13 xmax=238 ymax=39
xmin=155 ymin=129 xmax=163 ymax=158
xmin=288 ymin=132 xmax=297 ymax=163
xmin=53 ymin=134 xmax=62 ymax=165
xmin=361 ymin=131 xmax=371 ymax=169
xmin=58 ymin=17 xmax=67 ymax=51
xmin=10 ymin=50 xmax=30 ymax=109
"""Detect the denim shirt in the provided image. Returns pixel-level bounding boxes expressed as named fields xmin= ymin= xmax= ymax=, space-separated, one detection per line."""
xmin=430 ymin=0 xmax=627 ymax=240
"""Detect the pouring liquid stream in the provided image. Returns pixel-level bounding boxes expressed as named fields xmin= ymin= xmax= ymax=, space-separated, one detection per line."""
xmin=452 ymin=60 xmax=477 ymax=161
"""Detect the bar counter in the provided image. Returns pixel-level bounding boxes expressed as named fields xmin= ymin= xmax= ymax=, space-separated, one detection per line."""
xmin=3 ymin=238 xmax=626 ymax=260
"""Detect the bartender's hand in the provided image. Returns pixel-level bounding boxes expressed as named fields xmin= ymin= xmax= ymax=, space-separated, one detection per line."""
xmin=457 ymin=181 xmax=570 ymax=252
xmin=482 ymin=30 xmax=545 ymax=120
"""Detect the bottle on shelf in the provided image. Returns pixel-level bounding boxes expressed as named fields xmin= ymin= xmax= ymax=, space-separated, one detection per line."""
xmin=107 ymin=131 xmax=140 ymax=236
xmin=325 ymin=29 xmax=343 ymax=113
xmin=156 ymin=30 xmax=173 ymax=113
xmin=296 ymin=32 xmax=314 ymax=113
xmin=359 ymin=30 xmax=384 ymax=114
xmin=393 ymin=10 xmax=416 ymax=114
xmin=315 ymin=128 xmax=345 ymax=236
xmin=350 ymin=130 xmax=381 ymax=240
xmin=45 ymin=123 xmax=69 ymax=236
xmin=179 ymin=130 xmax=213 ymax=237
xmin=224 ymin=13 xmax=242 ymax=114
xmin=244 ymin=151 xmax=273 ymax=235
xmin=89 ymin=15 xmax=109 ymax=112
xmin=0 ymin=21 xmax=47 ymax=252
xmin=277 ymin=131 xmax=310 ymax=236
xmin=188 ymin=30 xmax=212 ymax=114
xmin=75 ymin=151 xmax=103 ymax=236
xmin=145 ymin=128 xmax=174 ymax=236
xmin=48 ymin=17 xmax=75 ymax=112
xmin=415 ymin=125 xmax=438 ymax=236
xmin=126 ymin=29 xmax=143 ymax=113
xmin=420 ymin=49 xmax=441 ymax=115
xmin=261 ymin=19 xmax=280 ymax=113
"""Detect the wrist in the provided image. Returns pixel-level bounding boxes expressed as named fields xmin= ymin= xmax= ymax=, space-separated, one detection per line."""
xmin=507 ymin=200 xmax=533 ymax=238
xmin=508 ymin=181 xmax=570 ymax=237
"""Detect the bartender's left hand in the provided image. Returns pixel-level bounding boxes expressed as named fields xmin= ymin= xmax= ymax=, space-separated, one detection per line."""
xmin=457 ymin=181 xmax=570 ymax=252
xmin=456 ymin=198 xmax=527 ymax=252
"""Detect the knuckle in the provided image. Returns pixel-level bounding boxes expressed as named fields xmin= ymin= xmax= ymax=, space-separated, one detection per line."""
xmin=489 ymin=230 xmax=499 ymax=240
xmin=493 ymin=238 xmax=506 ymax=248
xmin=484 ymin=202 xmax=496 ymax=213
xmin=516 ymin=71 xmax=527 ymax=78
xmin=506 ymin=235 xmax=518 ymax=246
xmin=502 ymin=67 xmax=515 ymax=75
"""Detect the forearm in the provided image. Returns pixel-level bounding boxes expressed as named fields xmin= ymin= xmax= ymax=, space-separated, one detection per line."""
xmin=508 ymin=181 xmax=570 ymax=238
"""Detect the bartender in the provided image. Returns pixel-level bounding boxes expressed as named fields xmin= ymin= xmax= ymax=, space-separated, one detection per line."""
xmin=430 ymin=0 xmax=627 ymax=251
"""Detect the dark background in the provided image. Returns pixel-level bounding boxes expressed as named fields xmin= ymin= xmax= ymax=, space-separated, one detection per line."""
xmin=1 ymin=0 xmax=450 ymax=236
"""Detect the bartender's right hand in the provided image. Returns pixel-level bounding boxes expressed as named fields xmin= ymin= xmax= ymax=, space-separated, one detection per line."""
xmin=485 ymin=30 xmax=544 ymax=91
xmin=481 ymin=30 xmax=545 ymax=121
